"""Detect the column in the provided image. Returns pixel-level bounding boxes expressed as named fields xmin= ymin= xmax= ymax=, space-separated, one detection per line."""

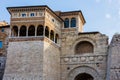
xmin=43 ymin=26 xmax=45 ymax=37
xmin=26 ymin=26 xmax=28 ymax=37
xmin=18 ymin=27 xmax=20 ymax=37
xmin=35 ymin=26 xmax=37 ymax=37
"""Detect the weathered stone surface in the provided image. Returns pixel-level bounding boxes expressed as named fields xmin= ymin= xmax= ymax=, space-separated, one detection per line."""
xmin=3 ymin=41 xmax=44 ymax=80
xmin=43 ymin=41 xmax=60 ymax=80
xmin=107 ymin=34 xmax=120 ymax=80
xmin=61 ymin=32 xmax=108 ymax=80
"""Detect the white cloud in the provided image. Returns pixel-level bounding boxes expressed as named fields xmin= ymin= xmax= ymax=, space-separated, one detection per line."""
xmin=105 ymin=14 xmax=111 ymax=19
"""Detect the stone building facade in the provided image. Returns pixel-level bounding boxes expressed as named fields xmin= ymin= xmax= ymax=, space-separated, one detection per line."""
xmin=0 ymin=32 xmax=8 ymax=80
xmin=0 ymin=5 xmax=119 ymax=80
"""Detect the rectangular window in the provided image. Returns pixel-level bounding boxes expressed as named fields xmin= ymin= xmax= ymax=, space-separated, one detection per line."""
xmin=1 ymin=28 xmax=4 ymax=32
xmin=22 ymin=13 xmax=26 ymax=17
xmin=12 ymin=13 xmax=18 ymax=18
xmin=0 ymin=41 xmax=3 ymax=48
xmin=30 ymin=13 xmax=35 ymax=17
xmin=39 ymin=12 xmax=43 ymax=17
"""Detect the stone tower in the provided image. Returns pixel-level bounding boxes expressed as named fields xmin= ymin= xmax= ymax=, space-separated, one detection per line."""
xmin=3 ymin=5 xmax=62 ymax=80
xmin=55 ymin=10 xmax=108 ymax=80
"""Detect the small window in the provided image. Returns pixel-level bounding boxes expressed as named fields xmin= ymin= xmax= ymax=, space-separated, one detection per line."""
xmin=13 ymin=13 xmax=18 ymax=17
xmin=52 ymin=19 xmax=54 ymax=22
xmin=1 ymin=28 xmax=4 ymax=32
xmin=64 ymin=18 xmax=69 ymax=28
xmin=22 ymin=13 xmax=26 ymax=17
xmin=39 ymin=12 xmax=43 ymax=16
xmin=0 ymin=41 xmax=3 ymax=48
xmin=71 ymin=18 xmax=76 ymax=27
xmin=30 ymin=13 xmax=35 ymax=17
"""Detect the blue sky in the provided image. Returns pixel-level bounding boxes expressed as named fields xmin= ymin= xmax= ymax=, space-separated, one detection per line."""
xmin=0 ymin=0 xmax=120 ymax=41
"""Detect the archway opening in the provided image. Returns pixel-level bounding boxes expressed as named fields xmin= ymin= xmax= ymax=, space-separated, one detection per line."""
xmin=55 ymin=34 xmax=59 ymax=43
xmin=75 ymin=73 xmax=93 ymax=80
xmin=20 ymin=25 xmax=26 ymax=36
xmin=37 ymin=25 xmax=43 ymax=36
xmin=28 ymin=25 xmax=35 ymax=36
xmin=45 ymin=26 xmax=49 ymax=38
xmin=50 ymin=30 xmax=54 ymax=41
xmin=12 ymin=26 xmax=18 ymax=37
xmin=75 ymin=41 xmax=94 ymax=54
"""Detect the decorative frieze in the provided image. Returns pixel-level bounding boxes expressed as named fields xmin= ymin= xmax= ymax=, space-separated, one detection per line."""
xmin=61 ymin=54 xmax=106 ymax=64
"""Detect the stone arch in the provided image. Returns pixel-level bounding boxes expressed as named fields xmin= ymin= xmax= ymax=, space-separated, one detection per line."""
xmin=37 ymin=25 xmax=44 ymax=36
xmin=20 ymin=25 xmax=26 ymax=36
xmin=28 ymin=25 xmax=35 ymax=36
xmin=68 ymin=66 xmax=101 ymax=80
xmin=75 ymin=41 xmax=94 ymax=54
xmin=12 ymin=26 xmax=18 ymax=37
xmin=72 ymin=37 xmax=96 ymax=54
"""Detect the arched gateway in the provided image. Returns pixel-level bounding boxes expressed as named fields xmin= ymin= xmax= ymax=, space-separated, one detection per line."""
xmin=75 ymin=73 xmax=93 ymax=80
xmin=68 ymin=66 xmax=101 ymax=80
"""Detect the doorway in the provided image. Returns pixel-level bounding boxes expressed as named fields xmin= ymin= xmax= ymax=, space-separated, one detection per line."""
xmin=74 ymin=73 xmax=93 ymax=80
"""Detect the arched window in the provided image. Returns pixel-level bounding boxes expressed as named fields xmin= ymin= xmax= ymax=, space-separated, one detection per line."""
xmin=50 ymin=30 xmax=54 ymax=41
xmin=37 ymin=25 xmax=44 ymax=36
xmin=55 ymin=34 xmax=59 ymax=43
xmin=20 ymin=26 xmax=26 ymax=36
xmin=71 ymin=18 xmax=76 ymax=27
xmin=45 ymin=26 xmax=49 ymax=38
xmin=75 ymin=41 xmax=93 ymax=54
xmin=28 ymin=25 xmax=35 ymax=36
xmin=12 ymin=26 xmax=18 ymax=37
xmin=64 ymin=18 xmax=69 ymax=28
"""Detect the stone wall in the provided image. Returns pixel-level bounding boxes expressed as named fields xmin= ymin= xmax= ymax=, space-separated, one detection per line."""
xmin=43 ymin=41 xmax=60 ymax=80
xmin=0 ymin=32 xmax=8 ymax=80
xmin=3 ymin=41 xmax=44 ymax=80
xmin=61 ymin=32 xmax=108 ymax=80
xmin=107 ymin=34 xmax=120 ymax=80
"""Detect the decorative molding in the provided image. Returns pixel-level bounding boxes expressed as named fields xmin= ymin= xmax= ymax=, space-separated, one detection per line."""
xmin=61 ymin=54 xmax=106 ymax=64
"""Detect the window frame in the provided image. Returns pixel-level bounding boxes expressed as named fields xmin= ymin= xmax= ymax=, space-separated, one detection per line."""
xmin=21 ymin=13 xmax=27 ymax=17
xmin=12 ymin=13 xmax=18 ymax=18
xmin=0 ymin=41 xmax=3 ymax=49
xmin=30 ymin=12 xmax=35 ymax=17
xmin=64 ymin=18 xmax=69 ymax=28
xmin=1 ymin=28 xmax=4 ymax=32
xmin=71 ymin=17 xmax=76 ymax=27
